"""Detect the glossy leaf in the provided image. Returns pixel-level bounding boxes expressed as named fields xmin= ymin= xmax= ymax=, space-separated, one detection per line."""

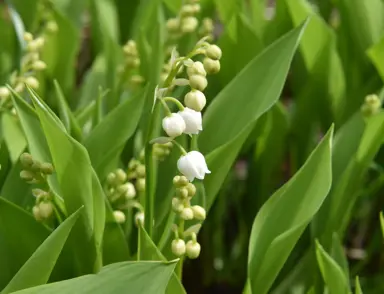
xmin=315 ymin=240 xmax=350 ymax=294
xmin=2 ymin=112 xmax=26 ymax=163
xmin=367 ymin=36 xmax=384 ymax=82
xmin=2 ymin=208 xmax=82 ymax=293
xmin=355 ymin=276 xmax=363 ymax=294
xmin=248 ymin=126 xmax=333 ymax=294
xmin=12 ymin=261 xmax=177 ymax=294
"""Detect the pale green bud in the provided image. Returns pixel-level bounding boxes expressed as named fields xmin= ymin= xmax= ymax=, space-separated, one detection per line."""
xmin=115 ymin=169 xmax=127 ymax=183
xmin=20 ymin=152 xmax=34 ymax=168
xmin=46 ymin=21 xmax=58 ymax=33
xmin=361 ymin=94 xmax=381 ymax=116
xmin=113 ymin=210 xmax=126 ymax=223
xmin=172 ymin=197 xmax=184 ymax=213
xmin=126 ymin=57 xmax=140 ymax=68
xmin=136 ymin=165 xmax=146 ymax=178
xmin=180 ymin=207 xmax=194 ymax=220
xmin=40 ymin=162 xmax=54 ymax=174
xmin=0 ymin=86 xmax=10 ymax=99
xmin=32 ymin=60 xmax=47 ymax=71
xmin=130 ymin=75 xmax=145 ymax=85
xmin=191 ymin=205 xmax=206 ymax=220
xmin=186 ymin=183 xmax=196 ymax=197
xmin=191 ymin=4 xmax=201 ymax=13
xmin=25 ymin=76 xmax=39 ymax=89
xmin=189 ymin=75 xmax=207 ymax=91
xmin=124 ymin=183 xmax=136 ymax=199
xmin=20 ymin=170 xmax=34 ymax=181
xmin=14 ymin=83 xmax=25 ymax=93
xmin=171 ymin=239 xmax=186 ymax=256
xmin=135 ymin=211 xmax=145 ymax=226
xmin=186 ymin=240 xmax=201 ymax=259
xmin=201 ymin=18 xmax=213 ymax=33
xmin=187 ymin=61 xmax=206 ymax=77
xmin=206 ymin=45 xmax=222 ymax=60
xmin=107 ymin=172 xmax=116 ymax=185
xmin=203 ymin=58 xmax=220 ymax=74
xmin=181 ymin=17 xmax=198 ymax=33
xmin=166 ymin=18 xmax=180 ymax=32
xmin=184 ymin=89 xmax=206 ymax=111
xmin=32 ymin=205 xmax=42 ymax=221
xmin=176 ymin=187 xmax=189 ymax=199
xmin=136 ymin=178 xmax=146 ymax=192
xmin=180 ymin=4 xmax=195 ymax=16
xmin=23 ymin=32 xmax=33 ymax=42
xmin=39 ymin=202 xmax=53 ymax=219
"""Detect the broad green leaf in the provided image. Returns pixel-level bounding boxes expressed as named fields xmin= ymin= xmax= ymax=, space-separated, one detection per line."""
xmin=0 ymin=198 xmax=50 ymax=289
xmin=9 ymin=0 xmax=38 ymax=30
xmin=315 ymin=240 xmax=350 ymax=294
xmin=2 ymin=208 xmax=82 ymax=293
xmin=199 ymin=22 xmax=307 ymax=211
xmin=355 ymin=276 xmax=363 ymax=294
xmin=13 ymin=261 xmax=177 ymax=294
xmin=138 ymin=226 xmax=186 ymax=294
xmin=248 ymin=126 xmax=333 ymax=294
xmin=331 ymin=233 xmax=349 ymax=280
xmin=2 ymin=112 xmax=26 ymax=163
xmin=28 ymin=89 xmax=105 ymax=273
xmin=84 ymin=88 xmax=145 ymax=178
xmin=367 ymin=36 xmax=384 ymax=82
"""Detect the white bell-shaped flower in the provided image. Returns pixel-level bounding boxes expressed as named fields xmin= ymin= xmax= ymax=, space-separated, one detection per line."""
xmin=162 ymin=113 xmax=186 ymax=137
xmin=177 ymin=151 xmax=211 ymax=181
xmin=178 ymin=108 xmax=202 ymax=134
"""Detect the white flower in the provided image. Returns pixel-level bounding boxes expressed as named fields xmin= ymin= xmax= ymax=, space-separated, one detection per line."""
xmin=186 ymin=240 xmax=201 ymax=259
xmin=177 ymin=151 xmax=211 ymax=181
xmin=171 ymin=239 xmax=186 ymax=256
xmin=162 ymin=113 xmax=186 ymax=137
xmin=178 ymin=108 xmax=202 ymax=134
xmin=113 ymin=210 xmax=126 ymax=223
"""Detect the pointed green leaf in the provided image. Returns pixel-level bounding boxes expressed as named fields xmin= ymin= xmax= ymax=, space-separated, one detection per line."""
xmin=315 ymin=240 xmax=350 ymax=294
xmin=2 ymin=208 xmax=82 ymax=293
xmin=2 ymin=112 xmax=26 ymax=163
xmin=248 ymin=126 xmax=333 ymax=294
xmin=355 ymin=276 xmax=363 ymax=294
xmin=331 ymin=233 xmax=349 ymax=279
xmin=367 ymin=36 xmax=384 ymax=82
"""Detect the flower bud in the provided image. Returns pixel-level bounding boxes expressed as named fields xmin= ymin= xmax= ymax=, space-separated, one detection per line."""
xmin=187 ymin=61 xmax=206 ymax=77
xmin=107 ymin=172 xmax=116 ymax=185
xmin=40 ymin=162 xmax=54 ymax=174
xmin=180 ymin=4 xmax=195 ymax=16
xmin=0 ymin=86 xmax=10 ymax=99
xmin=23 ymin=32 xmax=33 ymax=42
xmin=191 ymin=4 xmax=201 ymax=13
xmin=166 ymin=18 xmax=180 ymax=33
xmin=180 ymin=207 xmax=194 ymax=220
xmin=202 ymin=18 xmax=213 ymax=33
xmin=46 ymin=21 xmax=58 ymax=33
xmin=191 ymin=205 xmax=206 ymax=220
xmin=203 ymin=58 xmax=220 ymax=74
xmin=115 ymin=169 xmax=127 ymax=183
xmin=14 ymin=83 xmax=25 ymax=93
xmin=186 ymin=240 xmax=201 ymax=259
xmin=184 ymin=90 xmax=206 ymax=111
xmin=135 ymin=212 xmax=145 ymax=226
xmin=25 ymin=76 xmax=39 ymax=89
xmin=361 ymin=94 xmax=381 ymax=116
xmin=177 ymin=151 xmax=211 ymax=181
xmin=39 ymin=202 xmax=53 ymax=219
xmin=181 ymin=17 xmax=198 ymax=33
xmin=178 ymin=108 xmax=202 ymax=135
xmin=113 ymin=210 xmax=126 ymax=223
xmin=32 ymin=60 xmax=47 ymax=71
xmin=189 ymin=75 xmax=208 ymax=91
xmin=30 ymin=161 xmax=42 ymax=172
xmin=130 ymin=75 xmax=145 ymax=85
xmin=124 ymin=182 xmax=136 ymax=199
xmin=162 ymin=113 xmax=186 ymax=137
xmin=186 ymin=183 xmax=196 ymax=197
xmin=20 ymin=152 xmax=34 ymax=168
xmin=176 ymin=187 xmax=189 ymax=199
xmin=171 ymin=239 xmax=186 ymax=256
xmin=136 ymin=165 xmax=146 ymax=178
xmin=20 ymin=170 xmax=35 ymax=182
xmin=34 ymin=37 xmax=45 ymax=48
xmin=32 ymin=205 xmax=42 ymax=221
xmin=206 ymin=45 xmax=222 ymax=60
xmin=136 ymin=178 xmax=146 ymax=192
xmin=172 ymin=197 xmax=184 ymax=212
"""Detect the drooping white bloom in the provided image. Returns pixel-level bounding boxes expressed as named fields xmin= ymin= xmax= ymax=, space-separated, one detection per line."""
xmin=162 ymin=113 xmax=186 ymax=137
xmin=171 ymin=239 xmax=186 ymax=257
xmin=177 ymin=151 xmax=211 ymax=181
xmin=186 ymin=240 xmax=201 ymax=259
xmin=178 ymin=108 xmax=202 ymax=134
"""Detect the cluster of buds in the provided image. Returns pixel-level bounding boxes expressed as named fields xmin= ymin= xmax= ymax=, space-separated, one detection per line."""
xmin=361 ymin=94 xmax=381 ymax=117
xmin=118 ymin=40 xmax=144 ymax=89
xmin=19 ymin=153 xmax=54 ymax=184
xmin=198 ymin=18 xmax=214 ymax=41
xmin=153 ymin=142 xmax=173 ymax=161
xmin=37 ymin=0 xmax=58 ymax=34
xmin=0 ymin=32 xmax=47 ymax=106
xmin=32 ymin=188 xmax=54 ymax=222
xmin=171 ymin=175 xmax=204 ymax=259
xmin=166 ymin=0 xmax=201 ymax=38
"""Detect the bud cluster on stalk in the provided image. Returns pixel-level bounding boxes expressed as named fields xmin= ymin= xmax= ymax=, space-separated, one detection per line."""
xmin=19 ymin=152 xmax=54 ymax=184
xmin=153 ymin=141 xmax=174 ymax=161
xmin=32 ymin=188 xmax=54 ymax=222
xmin=118 ymin=40 xmax=145 ymax=89
xmin=361 ymin=94 xmax=381 ymax=117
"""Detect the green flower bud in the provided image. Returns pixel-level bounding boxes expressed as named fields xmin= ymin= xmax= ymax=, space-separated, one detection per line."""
xmin=191 ymin=3 xmax=201 ymax=13
xmin=14 ymin=83 xmax=25 ymax=93
xmin=0 ymin=86 xmax=10 ymax=99
xmin=113 ymin=210 xmax=126 ymax=223
xmin=20 ymin=170 xmax=35 ymax=181
xmin=25 ymin=76 xmax=39 ymax=89
xmin=180 ymin=4 xmax=195 ymax=16
xmin=189 ymin=75 xmax=207 ymax=91
xmin=46 ymin=21 xmax=58 ymax=33
xmin=172 ymin=197 xmax=184 ymax=213
xmin=173 ymin=175 xmax=181 ymax=186
xmin=130 ymin=75 xmax=145 ymax=86
xmin=206 ymin=45 xmax=222 ymax=60
xmin=180 ymin=207 xmax=194 ymax=220
xmin=126 ymin=57 xmax=140 ymax=68
xmin=107 ymin=172 xmax=116 ymax=185
xmin=186 ymin=183 xmax=196 ymax=197
xmin=176 ymin=187 xmax=189 ymax=199
xmin=39 ymin=202 xmax=53 ymax=219
xmin=201 ymin=18 xmax=213 ymax=33
xmin=181 ymin=16 xmax=198 ymax=33
xmin=32 ymin=205 xmax=42 ymax=221
xmin=135 ymin=211 xmax=145 ymax=226
xmin=136 ymin=165 xmax=146 ymax=178
xmin=171 ymin=239 xmax=186 ymax=256
xmin=40 ymin=162 xmax=54 ymax=175
xmin=166 ymin=18 xmax=180 ymax=33
xmin=184 ymin=89 xmax=206 ymax=111
xmin=136 ymin=178 xmax=146 ymax=192
xmin=121 ymin=182 xmax=136 ymax=199
xmin=23 ymin=32 xmax=33 ymax=42
xmin=203 ymin=58 xmax=220 ymax=74
xmin=361 ymin=94 xmax=381 ymax=116
xmin=32 ymin=60 xmax=47 ymax=71
xmin=187 ymin=61 xmax=206 ymax=77
xmin=186 ymin=240 xmax=201 ymax=259
xmin=30 ymin=161 xmax=42 ymax=172
xmin=20 ymin=152 xmax=34 ymax=168
xmin=191 ymin=205 xmax=206 ymax=220
xmin=115 ymin=169 xmax=127 ymax=183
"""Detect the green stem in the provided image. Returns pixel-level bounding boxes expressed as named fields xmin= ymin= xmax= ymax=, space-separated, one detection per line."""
xmin=163 ymin=97 xmax=185 ymax=111
xmin=159 ymin=98 xmax=172 ymax=116
xmin=176 ymin=256 xmax=184 ymax=280
xmin=172 ymin=139 xmax=188 ymax=155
